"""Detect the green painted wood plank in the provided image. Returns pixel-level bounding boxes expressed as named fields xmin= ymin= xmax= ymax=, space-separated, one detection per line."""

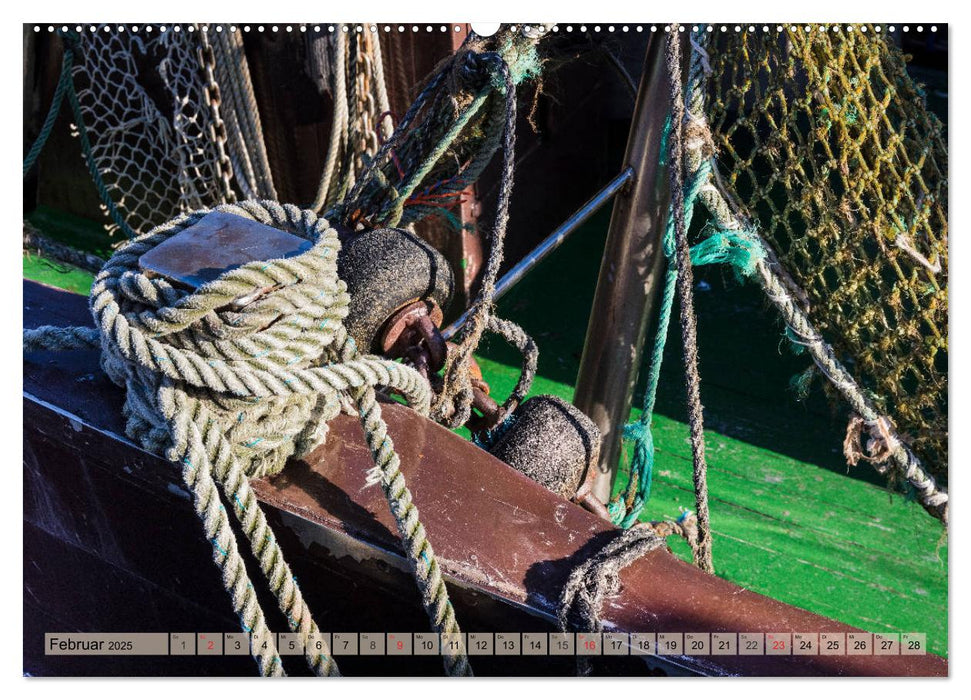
xmin=23 ymin=252 xmax=95 ymax=296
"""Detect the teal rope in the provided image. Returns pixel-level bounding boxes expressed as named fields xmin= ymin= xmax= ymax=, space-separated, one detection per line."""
xmin=689 ymin=225 xmax=766 ymax=277
xmin=609 ymin=157 xmax=764 ymax=528
xmin=379 ymin=88 xmax=490 ymax=226
xmin=23 ymin=44 xmax=73 ymax=178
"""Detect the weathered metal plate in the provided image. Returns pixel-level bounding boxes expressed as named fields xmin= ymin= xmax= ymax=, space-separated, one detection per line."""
xmin=138 ymin=211 xmax=313 ymax=290
xmin=22 ymin=281 xmax=948 ymax=677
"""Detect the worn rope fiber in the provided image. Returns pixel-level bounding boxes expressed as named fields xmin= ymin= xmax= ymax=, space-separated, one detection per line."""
xmin=558 ymin=525 xmax=666 ymax=675
xmin=609 ymin=151 xmax=761 ymax=528
xmin=337 ymin=27 xmax=542 ymax=231
xmin=210 ymin=26 xmax=277 ymax=201
xmin=430 ymin=55 xmax=532 ymax=429
xmin=310 ymin=29 xmax=349 ymax=212
xmin=318 ymin=32 xmax=541 ymax=430
xmin=23 ymin=199 xmax=471 ymax=676
xmin=323 ymin=29 xmax=545 ymax=428
xmin=683 ymin=30 xmax=948 ymax=525
xmin=309 ymin=28 xmax=391 ymax=213
xmin=665 ymin=27 xmax=714 ymax=574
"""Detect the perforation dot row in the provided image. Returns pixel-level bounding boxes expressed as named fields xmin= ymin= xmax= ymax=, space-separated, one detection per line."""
xmin=31 ymin=24 xmax=942 ymax=35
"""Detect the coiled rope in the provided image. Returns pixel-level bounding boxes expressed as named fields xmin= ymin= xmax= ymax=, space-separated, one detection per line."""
xmin=23 ymin=199 xmax=471 ymax=676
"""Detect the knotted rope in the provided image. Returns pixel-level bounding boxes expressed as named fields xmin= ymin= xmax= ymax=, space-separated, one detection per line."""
xmin=558 ymin=525 xmax=666 ymax=675
xmin=23 ymin=199 xmax=471 ymax=676
xmin=609 ymin=153 xmax=764 ymax=531
xmin=336 ymin=28 xmax=541 ymax=231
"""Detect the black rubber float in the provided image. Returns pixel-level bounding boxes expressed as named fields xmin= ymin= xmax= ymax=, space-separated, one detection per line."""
xmin=489 ymin=395 xmax=602 ymax=500
xmin=338 ymin=228 xmax=454 ymax=354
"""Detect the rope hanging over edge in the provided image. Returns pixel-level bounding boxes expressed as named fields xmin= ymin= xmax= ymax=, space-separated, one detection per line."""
xmin=23 ymin=199 xmax=472 ymax=676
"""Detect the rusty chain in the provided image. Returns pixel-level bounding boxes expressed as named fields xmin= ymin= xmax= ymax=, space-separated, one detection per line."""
xmin=196 ymin=25 xmax=237 ymax=205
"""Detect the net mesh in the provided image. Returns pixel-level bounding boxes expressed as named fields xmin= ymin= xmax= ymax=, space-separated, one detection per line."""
xmin=73 ymin=27 xmax=226 ymax=236
xmin=705 ymin=26 xmax=948 ymax=482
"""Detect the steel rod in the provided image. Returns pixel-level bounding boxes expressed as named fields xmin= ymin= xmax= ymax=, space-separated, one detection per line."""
xmin=442 ymin=167 xmax=634 ymax=340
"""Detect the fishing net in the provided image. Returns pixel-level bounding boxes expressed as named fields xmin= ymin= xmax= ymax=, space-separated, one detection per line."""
xmin=703 ymin=26 xmax=948 ymax=484
xmin=72 ymin=26 xmax=238 ymax=236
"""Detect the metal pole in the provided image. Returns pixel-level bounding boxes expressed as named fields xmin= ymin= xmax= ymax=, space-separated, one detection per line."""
xmin=573 ymin=35 xmax=672 ymax=503
xmin=442 ymin=167 xmax=634 ymax=340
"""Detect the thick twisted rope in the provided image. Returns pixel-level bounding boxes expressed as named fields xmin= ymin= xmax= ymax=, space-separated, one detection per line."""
xmin=683 ymin=30 xmax=948 ymax=525
xmin=665 ymin=27 xmax=714 ymax=574
xmin=23 ymin=199 xmax=470 ymax=676
xmin=311 ymin=28 xmax=392 ymax=213
xmin=310 ymin=30 xmax=349 ymax=212
xmin=431 ymin=55 xmax=524 ymax=428
xmin=211 ymin=27 xmax=277 ymax=200
xmin=485 ymin=316 xmax=539 ymax=421
xmin=354 ymin=384 xmax=471 ymax=676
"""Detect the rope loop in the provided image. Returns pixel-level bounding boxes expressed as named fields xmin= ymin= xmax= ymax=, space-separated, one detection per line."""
xmin=24 ymin=199 xmax=473 ymax=676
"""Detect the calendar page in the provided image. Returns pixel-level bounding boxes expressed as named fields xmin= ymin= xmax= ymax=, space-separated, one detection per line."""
xmin=20 ymin=7 xmax=950 ymax=683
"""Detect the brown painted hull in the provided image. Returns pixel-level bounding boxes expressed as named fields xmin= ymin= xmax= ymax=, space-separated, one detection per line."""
xmin=23 ymin=281 xmax=946 ymax=677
